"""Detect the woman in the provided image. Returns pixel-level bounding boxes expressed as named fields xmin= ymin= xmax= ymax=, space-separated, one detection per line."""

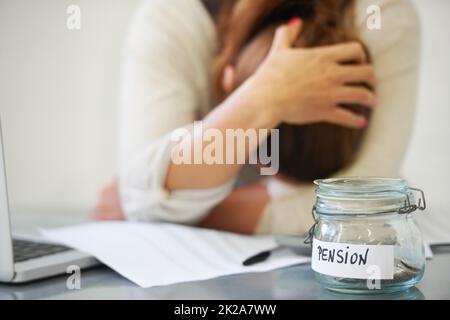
xmin=92 ymin=0 xmax=420 ymax=236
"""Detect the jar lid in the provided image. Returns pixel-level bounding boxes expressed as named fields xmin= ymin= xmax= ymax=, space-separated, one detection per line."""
xmin=313 ymin=177 xmax=425 ymax=215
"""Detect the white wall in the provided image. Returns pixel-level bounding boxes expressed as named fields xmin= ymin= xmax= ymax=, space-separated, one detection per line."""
xmin=0 ymin=0 xmax=140 ymax=211
xmin=0 ymin=0 xmax=449 ymax=232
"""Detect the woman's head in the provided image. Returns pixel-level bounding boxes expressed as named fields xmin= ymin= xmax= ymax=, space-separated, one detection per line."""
xmin=214 ymin=0 xmax=372 ymax=182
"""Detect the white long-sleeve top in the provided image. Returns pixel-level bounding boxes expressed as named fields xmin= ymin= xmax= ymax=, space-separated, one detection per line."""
xmin=119 ymin=0 xmax=421 ymax=235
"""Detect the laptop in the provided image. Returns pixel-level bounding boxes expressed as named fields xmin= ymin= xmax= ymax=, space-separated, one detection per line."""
xmin=0 ymin=120 xmax=99 ymax=283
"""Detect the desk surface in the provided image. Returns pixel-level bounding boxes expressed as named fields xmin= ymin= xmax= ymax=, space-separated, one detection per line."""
xmin=1 ymin=211 xmax=449 ymax=300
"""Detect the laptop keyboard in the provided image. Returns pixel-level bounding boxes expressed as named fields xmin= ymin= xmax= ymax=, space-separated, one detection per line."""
xmin=13 ymin=239 xmax=71 ymax=263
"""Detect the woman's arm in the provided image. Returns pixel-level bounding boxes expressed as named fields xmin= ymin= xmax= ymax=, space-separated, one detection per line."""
xmin=335 ymin=0 xmax=421 ymax=177
xmin=166 ymin=20 xmax=376 ymax=191
xmin=119 ymin=0 xmax=231 ymax=223
xmin=119 ymin=0 xmax=215 ymax=168
xmin=116 ymin=2 xmax=376 ymax=224
xmin=199 ymin=183 xmax=270 ymax=234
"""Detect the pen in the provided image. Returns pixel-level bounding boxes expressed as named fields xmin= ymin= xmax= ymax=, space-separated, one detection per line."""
xmin=242 ymin=247 xmax=283 ymax=266
xmin=242 ymin=236 xmax=312 ymax=266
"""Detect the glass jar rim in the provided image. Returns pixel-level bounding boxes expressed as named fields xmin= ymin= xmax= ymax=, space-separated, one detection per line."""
xmin=313 ymin=177 xmax=417 ymax=216
xmin=314 ymin=177 xmax=408 ymax=195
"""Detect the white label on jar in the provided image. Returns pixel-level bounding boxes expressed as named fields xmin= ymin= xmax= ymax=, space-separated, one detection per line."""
xmin=312 ymin=239 xmax=394 ymax=280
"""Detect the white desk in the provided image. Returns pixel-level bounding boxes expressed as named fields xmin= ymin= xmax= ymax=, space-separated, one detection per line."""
xmin=0 ymin=211 xmax=449 ymax=300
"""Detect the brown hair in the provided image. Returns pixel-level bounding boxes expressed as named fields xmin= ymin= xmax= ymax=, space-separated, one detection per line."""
xmin=213 ymin=0 xmax=372 ymax=182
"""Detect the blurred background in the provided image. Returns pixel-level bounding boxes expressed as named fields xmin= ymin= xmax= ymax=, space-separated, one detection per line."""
xmin=0 ymin=0 xmax=449 ymax=239
xmin=0 ymin=0 xmax=140 ymax=212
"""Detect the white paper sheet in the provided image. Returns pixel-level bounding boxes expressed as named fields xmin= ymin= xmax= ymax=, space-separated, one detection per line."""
xmin=41 ymin=222 xmax=310 ymax=288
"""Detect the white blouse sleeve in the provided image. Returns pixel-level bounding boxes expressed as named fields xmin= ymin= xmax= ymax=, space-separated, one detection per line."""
xmin=256 ymin=0 xmax=422 ymax=235
xmin=119 ymin=0 xmax=235 ymax=224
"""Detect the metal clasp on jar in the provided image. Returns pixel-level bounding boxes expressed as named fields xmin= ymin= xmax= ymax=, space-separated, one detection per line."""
xmin=304 ymin=206 xmax=319 ymax=245
xmin=398 ymin=187 xmax=426 ymax=214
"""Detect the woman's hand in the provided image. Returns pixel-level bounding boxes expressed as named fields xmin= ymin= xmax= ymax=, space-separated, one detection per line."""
xmin=166 ymin=19 xmax=377 ymax=191
xmin=89 ymin=180 xmax=125 ymax=221
xmin=245 ymin=18 xmax=377 ymax=129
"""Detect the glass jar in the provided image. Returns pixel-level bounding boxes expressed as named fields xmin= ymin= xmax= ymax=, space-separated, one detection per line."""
xmin=308 ymin=177 xmax=426 ymax=294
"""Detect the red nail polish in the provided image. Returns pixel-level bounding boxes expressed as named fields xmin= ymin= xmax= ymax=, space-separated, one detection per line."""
xmin=360 ymin=118 xmax=368 ymax=128
xmin=288 ymin=17 xmax=301 ymax=26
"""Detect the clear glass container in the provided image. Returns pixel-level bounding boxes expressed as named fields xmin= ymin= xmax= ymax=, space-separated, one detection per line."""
xmin=309 ymin=177 xmax=426 ymax=294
